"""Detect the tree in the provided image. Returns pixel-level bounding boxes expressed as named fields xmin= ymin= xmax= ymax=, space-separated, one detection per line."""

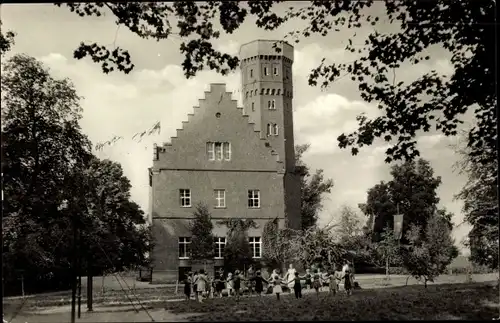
xmin=360 ymin=158 xmax=442 ymax=243
xmin=400 ymin=215 xmax=459 ymax=288
xmin=262 ymin=218 xmax=297 ymax=270
xmin=60 ymin=1 xmax=496 ymax=164
xmin=1 ymin=54 xmax=150 ymax=294
xmin=2 ymin=54 xmax=93 ymax=293
xmin=374 ymin=227 xmax=402 ymax=278
xmin=0 ymin=20 xmax=15 ymax=56
xmin=80 ymin=158 xmax=152 ymax=274
xmin=333 ymin=205 xmax=364 ymax=243
xmin=296 ymin=144 xmax=334 ymax=230
xmin=219 ymin=219 xmax=256 ymax=272
xmin=189 ymin=203 xmax=215 ymax=261
xmin=454 ymin=131 xmax=498 ymax=269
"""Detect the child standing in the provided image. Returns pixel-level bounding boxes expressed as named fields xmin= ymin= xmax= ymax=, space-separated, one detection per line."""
xmin=214 ymin=272 xmax=225 ymax=298
xmin=293 ymin=272 xmax=304 ymax=299
xmin=343 ymin=268 xmax=354 ymax=296
xmin=192 ymin=271 xmax=199 ymax=301
xmin=196 ymin=269 xmax=208 ymax=303
xmin=328 ymin=270 xmax=338 ymax=295
xmin=226 ymin=272 xmax=234 ymax=297
xmin=233 ymin=270 xmax=243 ymax=300
xmin=250 ymin=270 xmax=268 ymax=296
xmin=183 ymin=272 xmax=192 ymax=301
xmin=334 ymin=265 xmax=343 ymax=293
xmin=271 ymin=269 xmax=283 ymax=300
xmin=312 ymin=269 xmax=321 ymax=297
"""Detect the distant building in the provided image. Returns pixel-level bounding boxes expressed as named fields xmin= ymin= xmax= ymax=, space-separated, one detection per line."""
xmin=148 ymin=40 xmax=302 ymax=282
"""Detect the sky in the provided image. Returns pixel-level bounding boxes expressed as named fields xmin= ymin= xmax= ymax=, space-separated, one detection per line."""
xmin=1 ymin=3 xmax=472 ymax=251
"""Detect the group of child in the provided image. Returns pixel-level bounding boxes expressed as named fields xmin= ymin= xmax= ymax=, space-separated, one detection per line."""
xmin=182 ymin=264 xmax=355 ymax=303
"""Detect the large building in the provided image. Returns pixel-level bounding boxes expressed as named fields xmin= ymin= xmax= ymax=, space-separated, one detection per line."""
xmin=149 ymin=40 xmax=302 ymax=282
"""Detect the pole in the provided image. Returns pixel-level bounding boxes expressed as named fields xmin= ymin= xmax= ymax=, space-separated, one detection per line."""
xmin=77 ymin=273 xmax=82 ymax=318
xmin=21 ymin=274 xmax=24 ymax=297
xmin=70 ymin=211 xmax=78 ymax=323
xmin=87 ymin=257 xmax=93 ymax=312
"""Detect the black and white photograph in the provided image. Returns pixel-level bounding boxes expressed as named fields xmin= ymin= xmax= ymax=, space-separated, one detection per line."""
xmin=1 ymin=1 xmax=498 ymax=322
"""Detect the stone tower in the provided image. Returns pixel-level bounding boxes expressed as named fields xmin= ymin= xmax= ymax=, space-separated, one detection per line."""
xmin=239 ymin=40 xmax=296 ymax=173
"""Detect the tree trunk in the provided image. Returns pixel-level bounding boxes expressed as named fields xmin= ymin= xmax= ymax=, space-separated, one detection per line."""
xmin=424 ymin=278 xmax=428 ymax=288
xmin=405 ymin=275 xmax=411 ymax=286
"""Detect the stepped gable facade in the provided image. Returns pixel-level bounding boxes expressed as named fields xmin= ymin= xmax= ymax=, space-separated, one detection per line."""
xmin=148 ymin=40 xmax=302 ymax=282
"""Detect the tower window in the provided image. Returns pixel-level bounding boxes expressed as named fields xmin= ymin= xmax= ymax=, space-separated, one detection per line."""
xmin=246 ymin=91 xmax=249 ymax=98
xmin=273 ymin=66 xmax=279 ymax=76
xmin=260 ymin=89 xmax=264 ymax=95
xmin=266 ymin=123 xmax=272 ymax=136
xmin=266 ymin=89 xmax=270 ymax=95
xmin=271 ymin=89 xmax=275 ymax=95
xmin=268 ymin=100 xmax=276 ymax=110
xmin=250 ymin=69 xmax=253 ymax=78
xmin=251 ymin=102 xmax=255 ymax=111
xmin=254 ymin=89 xmax=258 ymax=96
xmin=277 ymin=89 xmax=281 ymax=95
xmin=273 ymin=124 xmax=279 ymax=136
xmin=264 ymin=66 xmax=269 ymax=76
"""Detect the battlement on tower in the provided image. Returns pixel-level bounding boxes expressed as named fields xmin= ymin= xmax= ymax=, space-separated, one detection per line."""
xmin=239 ymin=40 xmax=294 ymax=63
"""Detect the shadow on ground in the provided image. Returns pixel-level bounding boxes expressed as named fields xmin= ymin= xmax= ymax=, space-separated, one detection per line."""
xmin=164 ymin=282 xmax=500 ymax=321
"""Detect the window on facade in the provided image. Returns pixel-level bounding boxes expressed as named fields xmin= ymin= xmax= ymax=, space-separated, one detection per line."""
xmin=273 ymin=124 xmax=279 ymax=136
xmin=250 ymin=69 xmax=253 ymax=78
xmin=264 ymin=67 xmax=269 ymax=76
xmin=251 ymin=102 xmax=255 ymax=112
xmin=215 ymin=142 xmax=223 ymax=160
xmin=207 ymin=142 xmax=231 ymax=161
xmin=207 ymin=142 xmax=215 ymax=160
xmin=223 ymin=142 xmax=231 ymax=160
xmin=286 ymin=69 xmax=289 ymax=79
xmin=214 ymin=189 xmax=226 ymax=208
xmin=249 ymin=237 xmax=262 ymax=258
xmin=248 ymin=190 xmax=260 ymax=208
xmin=266 ymin=123 xmax=272 ymax=136
xmin=271 ymin=89 xmax=275 ymax=95
xmin=245 ymin=91 xmax=249 ymax=98
xmin=179 ymin=237 xmax=191 ymax=258
xmin=268 ymin=100 xmax=276 ymax=110
xmin=273 ymin=67 xmax=279 ymax=76
xmin=214 ymin=237 xmax=226 ymax=259
xmin=180 ymin=189 xmax=191 ymax=207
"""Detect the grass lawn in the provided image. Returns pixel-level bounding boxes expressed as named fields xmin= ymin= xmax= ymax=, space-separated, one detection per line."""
xmin=164 ymin=282 xmax=500 ymax=321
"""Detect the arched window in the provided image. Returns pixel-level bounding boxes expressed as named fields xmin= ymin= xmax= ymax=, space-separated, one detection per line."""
xmin=260 ymin=88 xmax=265 ymax=95
xmin=249 ymin=91 xmax=252 ymax=97
xmin=277 ymin=89 xmax=281 ymax=95
xmin=266 ymin=123 xmax=272 ymax=136
xmin=266 ymin=89 xmax=270 ymax=95
xmin=273 ymin=124 xmax=279 ymax=136
xmin=254 ymin=89 xmax=258 ymax=96
xmin=271 ymin=89 xmax=276 ymax=95
xmin=246 ymin=91 xmax=249 ymax=98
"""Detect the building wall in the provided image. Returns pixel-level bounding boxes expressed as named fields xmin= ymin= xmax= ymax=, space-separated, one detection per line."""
xmin=150 ymin=41 xmax=301 ymax=282
xmin=152 ymin=217 xmax=285 ymax=282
